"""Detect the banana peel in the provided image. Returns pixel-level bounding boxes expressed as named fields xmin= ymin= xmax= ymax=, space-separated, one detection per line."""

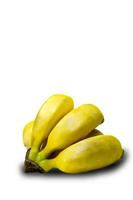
xmin=24 ymin=136 xmax=124 ymax=174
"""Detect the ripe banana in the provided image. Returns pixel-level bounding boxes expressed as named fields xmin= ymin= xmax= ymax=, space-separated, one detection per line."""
xmin=23 ymin=120 xmax=103 ymax=149
xmin=36 ymin=104 xmax=104 ymax=162
xmin=23 ymin=121 xmax=34 ymax=149
xmin=29 ymin=94 xmax=74 ymax=160
xmin=38 ymin=135 xmax=123 ymax=174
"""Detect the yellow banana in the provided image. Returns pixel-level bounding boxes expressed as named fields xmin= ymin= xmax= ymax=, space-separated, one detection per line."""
xmin=36 ymin=104 xmax=104 ymax=162
xmin=23 ymin=121 xmax=47 ymax=150
xmin=23 ymin=120 xmax=103 ymax=149
xmin=23 ymin=121 xmax=34 ymax=149
xmin=29 ymin=94 xmax=74 ymax=160
xmin=39 ymin=135 xmax=123 ymax=174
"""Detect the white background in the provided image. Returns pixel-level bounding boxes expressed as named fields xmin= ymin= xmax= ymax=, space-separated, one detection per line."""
xmin=0 ymin=0 xmax=132 ymax=199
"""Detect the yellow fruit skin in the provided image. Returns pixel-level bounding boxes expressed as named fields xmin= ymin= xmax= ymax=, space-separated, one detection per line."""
xmin=23 ymin=121 xmax=34 ymax=149
xmin=23 ymin=119 xmax=102 ymax=149
xmin=36 ymin=104 xmax=104 ymax=162
xmin=39 ymin=135 xmax=123 ymax=174
xmin=29 ymin=94 xmax=74 ymax=160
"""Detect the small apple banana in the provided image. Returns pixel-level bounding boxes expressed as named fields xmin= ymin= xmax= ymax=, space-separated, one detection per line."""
xmin=36 ymin=104 xmax=104 ymax=162
xmin=29 ymin=94 xmax=74 ymax=160
xmin=23 ymin=120 xmax=34 ymax=149
xmin=38 ymin=135 xmax=123 ymax=174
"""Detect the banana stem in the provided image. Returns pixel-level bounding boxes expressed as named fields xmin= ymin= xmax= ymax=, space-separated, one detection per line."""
xmin=24 ymin=149 xmax=44 ymax=173
xmin=38 ymin=159 xmax=55 ymax=172
xmin=28 ymin=147 xmax=39 ymax=160
xmin=35 ymin=146 xmax=52 ymax=162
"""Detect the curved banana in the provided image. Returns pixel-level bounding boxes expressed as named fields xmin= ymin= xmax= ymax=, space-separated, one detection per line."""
xmin=36 ymin=104 xmax=104 ymax=162
xmin=29 ymin=94 xmax=74 ymax=160
xmin=23 ymin=120 xmax=103 ymax=149
xmin=39 ymin=135 xmax=123 ymax=174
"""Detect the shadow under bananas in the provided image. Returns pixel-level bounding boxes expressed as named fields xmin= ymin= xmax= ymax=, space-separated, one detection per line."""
xmin=20 ymin=149 xmax=128 ymax=178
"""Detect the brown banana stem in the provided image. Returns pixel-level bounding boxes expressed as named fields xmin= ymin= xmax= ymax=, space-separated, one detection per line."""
xmin=24 ymin=149 xmax=44 ymax=173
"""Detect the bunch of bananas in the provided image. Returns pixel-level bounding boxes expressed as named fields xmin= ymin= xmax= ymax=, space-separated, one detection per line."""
xmin=22 ymin=94 xmax=123 ymax=174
